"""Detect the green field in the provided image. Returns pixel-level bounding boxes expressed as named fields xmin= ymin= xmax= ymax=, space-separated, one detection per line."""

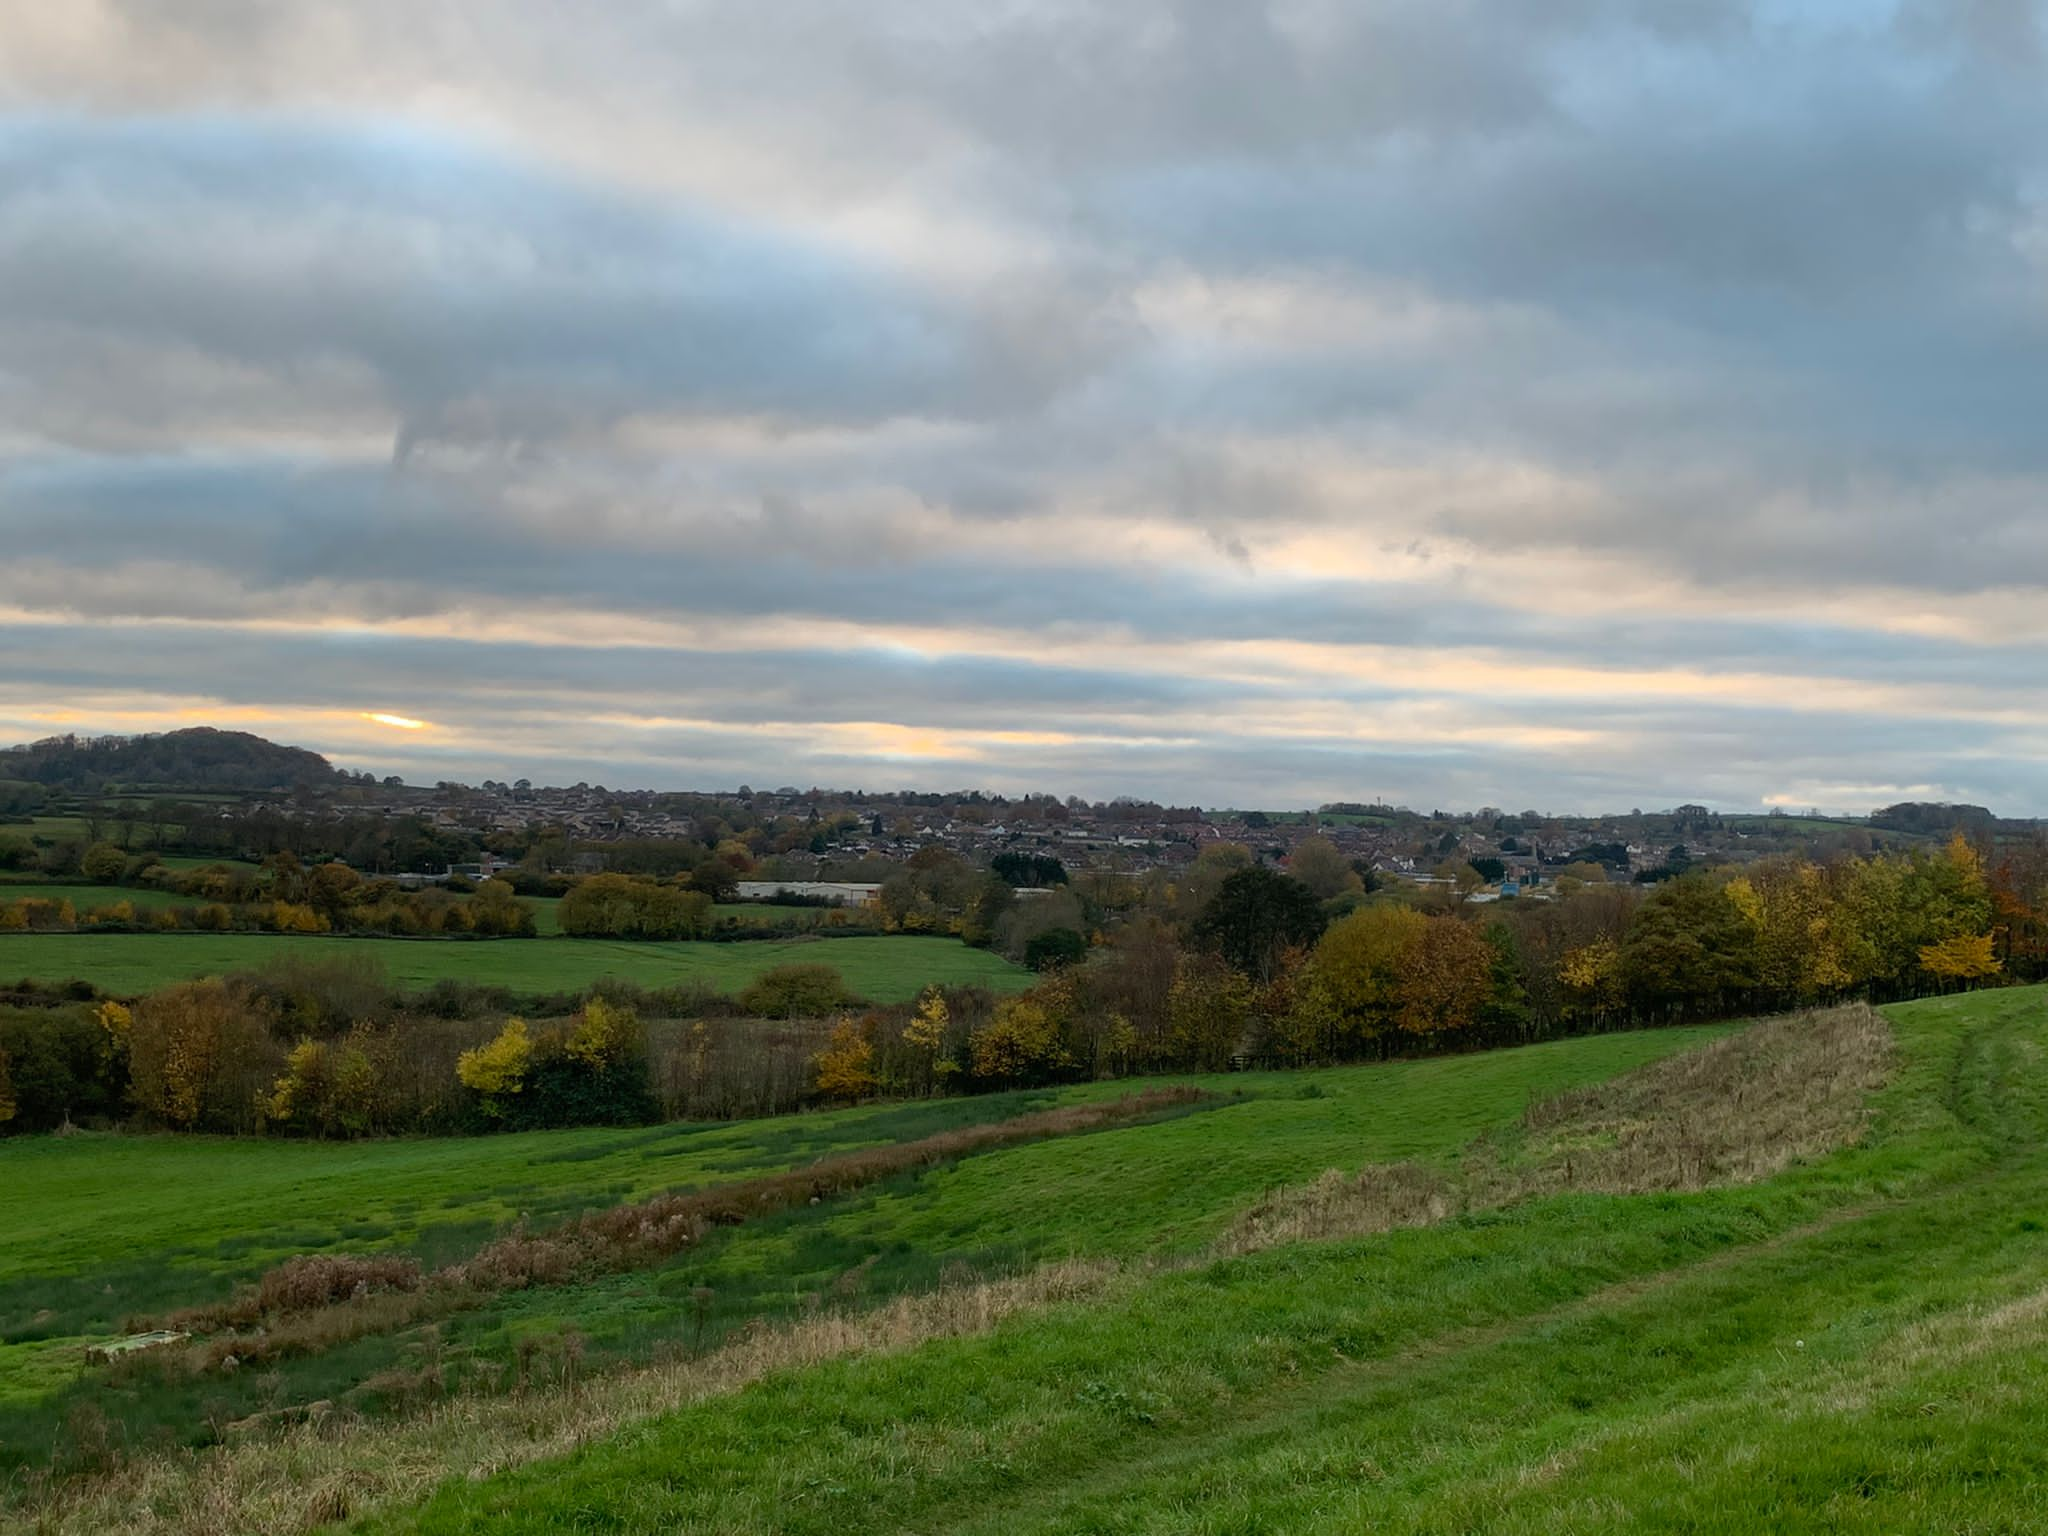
xmin=0 ymin=881 xmax=195 ymax=913
xmin=0 ymin=931 xmax=1028 ymax=1001
xmin=9 ymin=987 xmax=2048 ymax=1533
xmin=0 ymin=1023 xmax=1728 ymax=1500
xmin=378 ymin=987 xmax=2046 ymax=1536
xmin=522 ymin=899 xmax=816 ymax=938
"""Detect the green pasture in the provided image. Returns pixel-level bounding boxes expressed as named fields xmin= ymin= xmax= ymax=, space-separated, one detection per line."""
xmin=0 ymin=882 xmax=195 ymax=913
xmin=0 ymin=1022 xmax=1727 ymax=1467
xmin=364 ymin=987 xmax=2048 ymax=1536
xmin=9 ymin=986 xmax=2048 ymax=1534
xmin=0 ymin=931 xmax=1029 ymax=1001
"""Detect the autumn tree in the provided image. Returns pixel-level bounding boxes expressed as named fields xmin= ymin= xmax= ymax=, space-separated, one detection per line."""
xmin=812 ymin=1017 xmax=878 ymax=1101
xmin=1167 ymin=951 xmax=1254 ymax=1069
xmin=457 ymin=1017 xmax=534 ymax=1119
xmin=127 ymin=979 xmax=270 ymax=1131
xmin=1919 ymin=932 xmax=2001 ymax=989
xmin=901 ymin=988 xmax=954 ymax=1093
xmin=969 ymin=994 xmax=1074 ymax=1085
xmin=1393 ymin=917 xmax=1494 ymax=1037
xmin=1290 ymin=905 xmax=1427 ymax=1058
xmin=1287 ymin=835 xmax=1358 ymax=900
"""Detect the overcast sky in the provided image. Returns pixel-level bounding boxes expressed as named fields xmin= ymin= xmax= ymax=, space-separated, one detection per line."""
xmin=4 ymin=2 xmax=2047 ymax=811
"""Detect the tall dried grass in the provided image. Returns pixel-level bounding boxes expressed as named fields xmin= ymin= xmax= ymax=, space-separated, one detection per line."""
xmin=33 ymin=1259 xmax=1127 ymax=1536
xmin=1222 ymin=1004 xmax=1891 ymax=1254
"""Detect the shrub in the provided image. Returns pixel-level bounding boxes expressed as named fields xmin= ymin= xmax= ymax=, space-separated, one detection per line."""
xmin=79 ymin=841 xmax=127 ymax=884
xmin=1024 ymin=926 xmax=1087 ymax=972
xmin=126 ymin=980 xmax=273 ymax=1132
xmin=255 ymin=1253 xmax=421 ymax=1315
xmin=739 ymin=963 xmax=854 ymax=1019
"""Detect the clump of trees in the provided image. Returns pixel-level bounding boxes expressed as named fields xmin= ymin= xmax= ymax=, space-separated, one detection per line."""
xmin=558 ymin=874 xmax=712 ymax=939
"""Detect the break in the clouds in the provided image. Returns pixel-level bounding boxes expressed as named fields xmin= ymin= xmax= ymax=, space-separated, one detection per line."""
xmin=3 ymin=1 xmax=2047 ymax=811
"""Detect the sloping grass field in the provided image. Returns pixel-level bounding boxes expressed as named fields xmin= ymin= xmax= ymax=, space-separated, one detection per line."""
xmin=0 ymin=932 xmax=1030 ymax=1001
xmin=4 ymin=986 xmax=2046 ymax=1532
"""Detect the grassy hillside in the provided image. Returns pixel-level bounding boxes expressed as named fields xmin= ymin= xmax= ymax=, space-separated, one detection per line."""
xmin=363 ymin=987 xmax=2046 ymax=1536
xmin=0 ymin=932 xmax=1029 ymax=1001
xmin=2 ymin=1025 xmax=1727 ymax=1516
xmin=9 ymin=988 xmax=2046 ymax=1532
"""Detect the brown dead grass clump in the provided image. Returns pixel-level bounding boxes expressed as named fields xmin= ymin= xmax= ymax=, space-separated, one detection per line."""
xmin=1224 ymin=1004 xmax=1892 ymax=1255
xmin=162 ymin=1254 xmax=423 ymax=1336
xmin=1219 ymin=1162 xmax=1453 ymax=1255
xmin=1491 ymin=1001 xmax=1893 ymax=1197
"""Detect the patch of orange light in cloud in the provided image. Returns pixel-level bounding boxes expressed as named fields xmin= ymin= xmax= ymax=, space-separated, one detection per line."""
xmin=364 ymin=712 xmax=430 ymax=731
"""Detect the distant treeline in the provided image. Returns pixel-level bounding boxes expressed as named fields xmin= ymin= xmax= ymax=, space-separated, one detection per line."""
xmin=0 ymin=851 xmax=533 ymax=938
xmin=3 ymin=836 xmax=2027 ymax=1141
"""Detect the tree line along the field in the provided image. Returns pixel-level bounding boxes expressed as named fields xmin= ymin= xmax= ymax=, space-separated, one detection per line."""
xmin=0 ymin=833 xmax=2028 ymax=1139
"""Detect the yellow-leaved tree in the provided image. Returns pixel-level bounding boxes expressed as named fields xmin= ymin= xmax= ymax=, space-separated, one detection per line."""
xmin=1557 ymin=937 xmax=1623 ymax=1025
xmin=457 ymin=1018 xmax=533 ymax=1118
xmin=969 ymin=994 xmax=1072 ymax=1084
xmin=1919 ymin=932 xmax=2002 ymax=988
xmin=901 ymin=988 xmax=952 ymax=1092
xmin=564 ymin=996 xmax=643 ymax=1071
xmin=812 ymin=1017 xmax=878 ymax=1102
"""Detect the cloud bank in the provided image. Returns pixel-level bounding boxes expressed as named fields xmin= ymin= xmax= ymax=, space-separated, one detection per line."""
xmin=3 ymin=0 xmax=2046 ymax=810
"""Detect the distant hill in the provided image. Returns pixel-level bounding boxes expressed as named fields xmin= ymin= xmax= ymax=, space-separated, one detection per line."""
xmin=0 ymin=728 xmax=337 ymax=793
xmin=1869 ymin=801 xmax=1996 ymax=837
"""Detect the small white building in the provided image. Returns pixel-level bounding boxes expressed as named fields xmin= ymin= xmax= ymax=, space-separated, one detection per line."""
xmin=733 ymin=880 xmax=882 ymax=907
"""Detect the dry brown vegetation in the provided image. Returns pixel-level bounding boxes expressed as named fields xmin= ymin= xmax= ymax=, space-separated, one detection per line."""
xmin=155 ymin=1087 xmax=1205 ymax=1365
xmin=1223 ymin=1003 xmax=1891 ymax=1254
xmin=36 ymin=1260 xmax=1128 ymax=1536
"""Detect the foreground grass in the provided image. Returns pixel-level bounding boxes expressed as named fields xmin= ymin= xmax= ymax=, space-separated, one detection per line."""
xmin=338 ymin=987 xmax=2048 ymax=1536
xmin=0 ymin=931 xmax=1029 ymax=1000
xmin=0 ymin=1026 xmax=1727 ymax=1499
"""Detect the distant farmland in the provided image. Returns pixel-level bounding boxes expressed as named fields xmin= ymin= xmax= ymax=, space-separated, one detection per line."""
xmin=0 ymin=932 xmax=1032 ymax=1001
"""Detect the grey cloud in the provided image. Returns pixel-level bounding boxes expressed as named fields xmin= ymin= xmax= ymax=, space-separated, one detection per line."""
xmin=7 ymin=2 xmax=2048 ymax=806
xmin=0 ymin=116 xmax=1116 ymax=456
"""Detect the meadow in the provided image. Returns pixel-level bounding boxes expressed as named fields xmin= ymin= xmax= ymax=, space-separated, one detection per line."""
xmin=6 ymin=987 xmax=2045 ymax=1533
xmin=0 ymin=881 xmax=197 ymax=912
xmin=0 ymin=932 xmax=1030 ymax=1001
xmin=525 ymin=897 xmax=815 ymax=937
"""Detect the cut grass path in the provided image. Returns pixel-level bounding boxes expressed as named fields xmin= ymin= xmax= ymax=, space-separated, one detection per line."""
xmin=0 ymin=931 xmax=1028 ymax=1001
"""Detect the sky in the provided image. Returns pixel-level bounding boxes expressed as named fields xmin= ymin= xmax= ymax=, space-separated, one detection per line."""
xmin=3 ymin=1 xmax=2047 ymax=812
